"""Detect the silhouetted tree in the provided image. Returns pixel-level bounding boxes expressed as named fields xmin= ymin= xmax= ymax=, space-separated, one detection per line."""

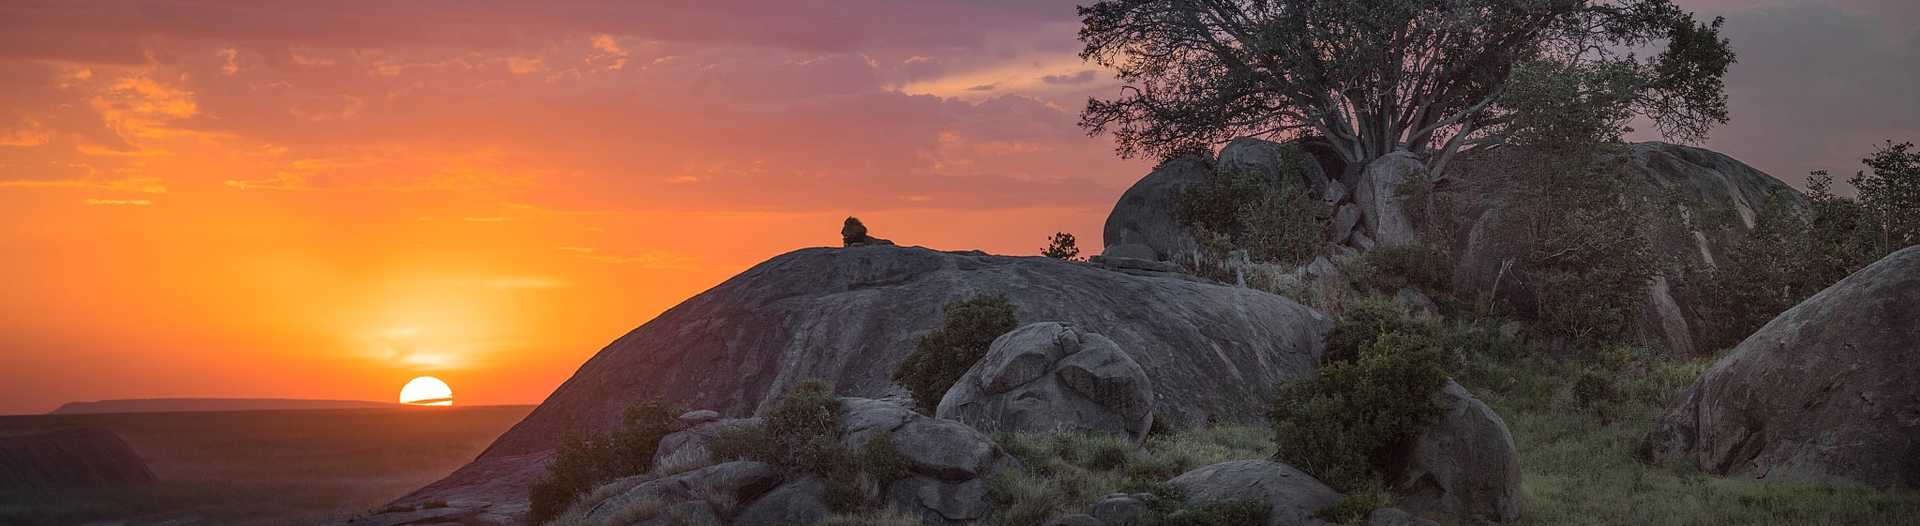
xmin=1076 ymin=0 xmax=1735 ymax=177
xmin=1042 ymin=232 xmax=1083 ymax=260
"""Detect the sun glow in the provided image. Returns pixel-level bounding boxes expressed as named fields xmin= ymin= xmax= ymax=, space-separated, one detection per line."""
xmin=399 ymin=376 xmax=454 ymax=406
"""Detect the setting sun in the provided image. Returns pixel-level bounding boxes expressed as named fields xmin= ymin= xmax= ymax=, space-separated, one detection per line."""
xmin=398 ymin=376 xmax=453 ymax=407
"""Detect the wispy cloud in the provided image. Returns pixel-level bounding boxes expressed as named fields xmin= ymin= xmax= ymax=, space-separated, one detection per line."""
xmin=557 ymin=247 xmax=699 ymax=269
xmin=83 ymin=198 xmax=152 ymax=206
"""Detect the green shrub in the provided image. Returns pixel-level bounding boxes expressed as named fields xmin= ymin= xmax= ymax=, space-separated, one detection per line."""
xmin=857 ymin=435 xmax=911 ymax=484
xmin=1273 ymin=330 xmax=1453 ymax=492
xmin=608 ymin=398 xmax=681 ymax=476
xmin=892 ymin=295 xmax=1018 ymax=413
xmin=527 ymin=398 xmax=680 ymax=525
xmin=1359 ymin=243 xmax=1454 ymax=294
xmin=1323 ymin=296 xmax=1432 ymax=363
xmin=706 ymin=381 xmax=913 ymax=513
xmin=1174 ymin=147 xmax=1328 ymax=270
xmin=1317 ymin=481 xmax=1392 ymax=524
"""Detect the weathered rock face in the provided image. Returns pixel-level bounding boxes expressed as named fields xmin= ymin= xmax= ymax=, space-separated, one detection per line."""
xmin=1643 ymin=246 xmax=1920 ymax=489
xmin=1446 ymin=142 xmax=1807 ymax=354
xmin=482 ymin=245 xmax=1326 ymax=460
xmin=936 ymin=322 xmax=1155 ymax=442
xmin=1103 ymin=155 xmax=1211 ymax=262
xmin=1219 ymin=137 xmax=1332 ymax=198
xmin=1167 ymin=459 xmax=1343 ymax=526
xmin=0 ymin=427 xmax=154 ymax=490
xmin=1353 ymin=152 xmax=1423 ymax=249
xmin=579 ymin=461 xmax=781 ymax=525
xmin=1388 ymin=381 xmax=1522 ymax=522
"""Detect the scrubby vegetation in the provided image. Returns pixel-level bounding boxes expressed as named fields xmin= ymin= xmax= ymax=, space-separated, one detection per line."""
xmin=1042 ymin=232 xmax=1083 ymax=261
xmin=1678 ymin=140 xmax=1920 ymax=351
xmin=703 ymin=381 xmax=912 ymax=514
xmin=1174 ymin=149 xmax=1328 ymax=275
xmin=891 ymin=295 xmax=1018 ymax=413
xmin=528 ymin=398 xmax=680 ymax=524
xmin=1272 ymin=299 xmax=1454 ymax=493
xmin=982 ymin=426 xmax=1276 ymax=524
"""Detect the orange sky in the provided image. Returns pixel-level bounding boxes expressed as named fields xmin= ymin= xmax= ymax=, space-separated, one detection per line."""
xmin=2 ymin=1 xmax=1914 ymax=414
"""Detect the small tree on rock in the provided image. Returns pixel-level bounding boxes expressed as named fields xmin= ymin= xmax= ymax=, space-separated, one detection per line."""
xmin=1042 ymin=232 xmax=1083 ymax=261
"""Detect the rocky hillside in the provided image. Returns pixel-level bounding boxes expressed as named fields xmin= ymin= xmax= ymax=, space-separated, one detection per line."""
xmin=363 ymin=244 xmax=1332 ymax=523
xmin=481 ymin=245 xmax=1328 ymax=460
xmin=1102 ymin=139 xmax=1806 ymax=355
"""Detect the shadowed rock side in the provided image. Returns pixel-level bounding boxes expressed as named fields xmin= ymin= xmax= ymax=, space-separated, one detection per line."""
xmin=1447 ymin=142 xmax=1807 ymax=355
xmin=0 ymin=427 xmax=155 ymax=490
xmin=1102 ymin=155 xmax=1211 ymax=263
xmin=1102 ymin=139 xmax=1807 ymax=355
xmin=1643 ymin=246 xmax=1920 ymax=489
xmin=483 ymin=245 xmax=1329 ymax=460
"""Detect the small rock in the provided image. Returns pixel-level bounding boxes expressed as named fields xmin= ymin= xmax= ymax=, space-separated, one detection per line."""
xmin=891 ymin=418 xmax=998 ymax=480
xmin=1394 ymin=288 xmax=1438 ymax=320
xmin=734 ymin=476 xmax=828 ymax=526
xmin=889 ymin=476 xmax=991 ymax=523
xmin=676 ymin=409 xmax=721 ymax=428
xmin=1389 ymin=381 xmax=1521 ymax=522
xmin=1323 ymin=180 xmax=1349 ymax=204
xmin=1089 ymin=494 xmax=1151 ymax=526
xmin=1101 ymin=243 xmax=1159 ymax=261
xmin=1168 ymin=459 xmax=1342 ymax=526
xmin=1331 ymin=204 xmax=1362 ymax=244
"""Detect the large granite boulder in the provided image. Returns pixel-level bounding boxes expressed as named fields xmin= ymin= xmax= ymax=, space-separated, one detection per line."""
xmin=1167 ymin=460 xmax=1343 ymax=526
xmin=1445 ymin=142 xmax=1807 ymax=355
xmin=937 ymin=322 xmax=1154 ymax=442
xmin=1388 ymin=381 xmax=1521 ymax=522
xmin=1352 ymin=152 xmax=1424 ymax=249
xmin=1643 ymin=246 xmax=1920 ymax=489
xmin=0 ymin=427 xmax=155 ymax=489
xmin=483 ymin=245 xmax=1325 ymax=459
xmin=1103 ymin=155 xmax=1211 ymax=263
xmin=384 ymin=245 xmax=1326 ymax=523
xmin=1219 ymin=137 xmax=1332 ymax=198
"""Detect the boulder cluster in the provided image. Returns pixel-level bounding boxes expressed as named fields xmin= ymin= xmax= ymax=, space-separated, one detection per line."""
xmin=353 ymin=138 xmax=1918 ymax=526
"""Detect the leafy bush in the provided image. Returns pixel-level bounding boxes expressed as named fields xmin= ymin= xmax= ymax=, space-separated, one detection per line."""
xmin=1359 ymin=243 xmax=1454 ymax=294
xmin=1274 ymin=307 xmax=1453 ymax=492
xmin=528 ymin=398 xmax=680 ymax=524
xmin=1503 ymin=146 xmax=1659 ymax=348
xmin=705 ymin=381 xmax=914 ymax=513
xmin=1323 ymin=297 xmax=1433 ymax=363
xmin=1678 ymin=141 xmax=1919 ymax=352
xmin=892 ymin=295 xmax=1018 ymax=413
xmin=1174 ymin=147 xmax=1328 ymax=270
xmin=1043 ymin=232 xmax=1083 ymax=261
xmin=1317 ymin=481 xmax=1392 ymax=524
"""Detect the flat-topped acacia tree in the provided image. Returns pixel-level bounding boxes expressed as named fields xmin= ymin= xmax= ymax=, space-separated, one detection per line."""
xmin=1076 ymin=0 xmax=1736 ymax=177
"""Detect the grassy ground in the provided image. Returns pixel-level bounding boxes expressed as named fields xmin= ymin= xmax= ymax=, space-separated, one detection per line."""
xmin=0 ymin=405 xmax=531 ymax=525
xmin=1455 ymin=342 xmax=1920 ymax=525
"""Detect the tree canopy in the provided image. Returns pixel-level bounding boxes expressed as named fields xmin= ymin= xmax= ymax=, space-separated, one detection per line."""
xmin=1077 ymin=0 xmax=1735 ymax=175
